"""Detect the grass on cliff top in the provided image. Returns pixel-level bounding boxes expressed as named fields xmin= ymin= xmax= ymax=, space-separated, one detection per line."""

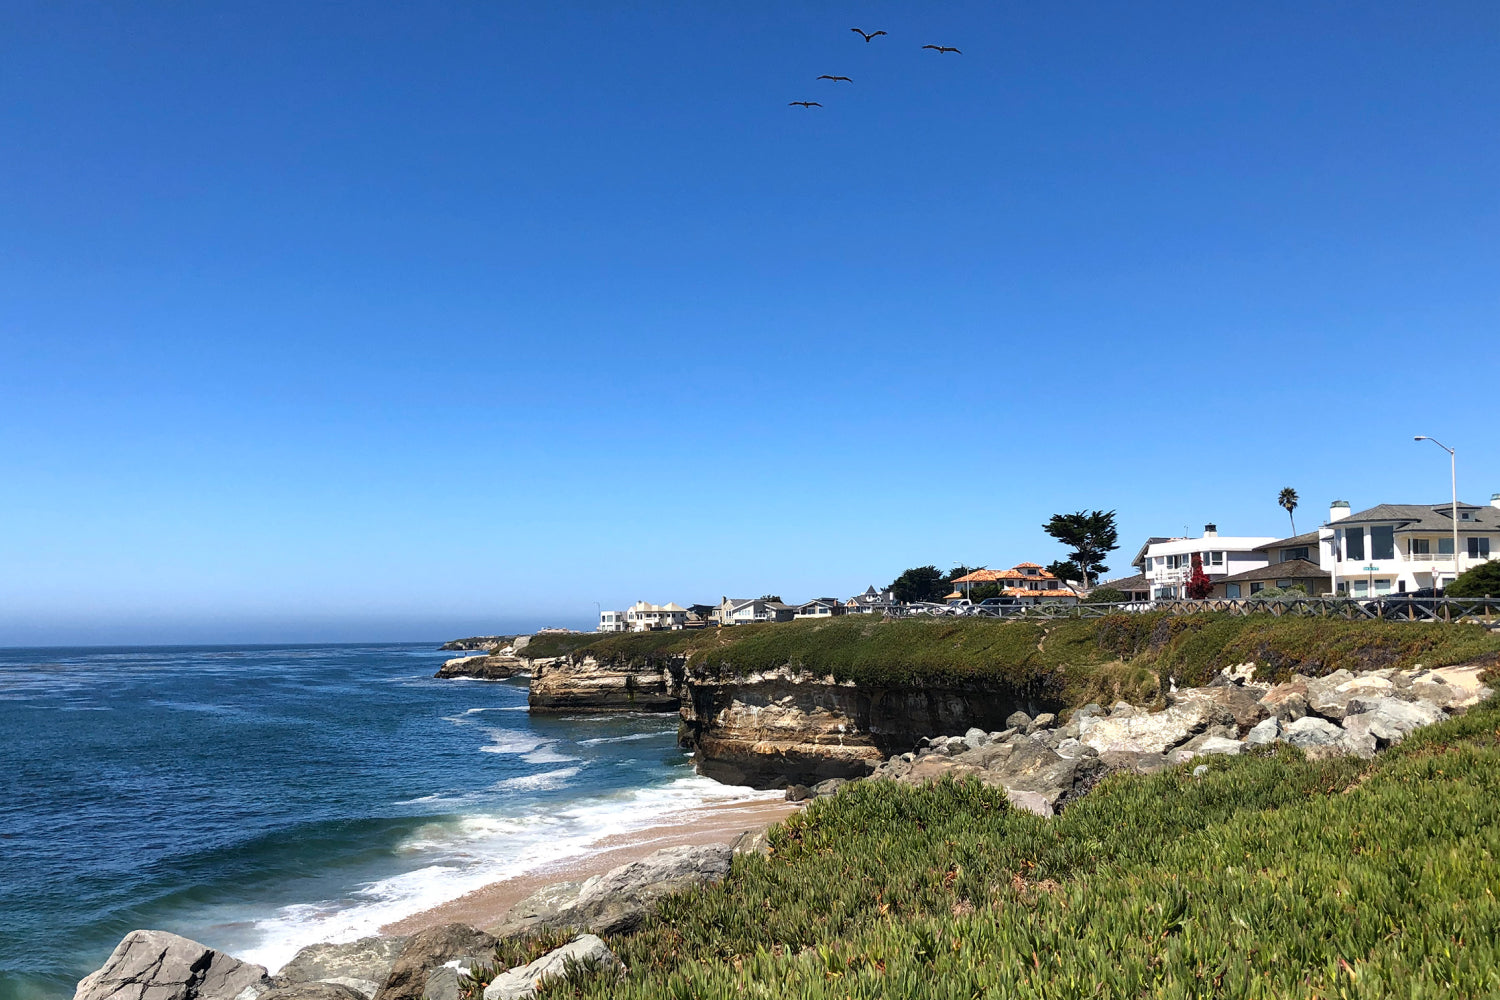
xmin=521 ymin=613 xmax=1500 ymax=702
xmin=507 ymin=697 xmax=1500 ymax=999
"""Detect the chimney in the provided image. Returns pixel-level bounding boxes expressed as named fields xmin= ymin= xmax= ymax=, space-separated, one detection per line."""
xmin=1203 ymin=524 xmax=1218 ymax=537
xmin=1330 ymin=500 xmax=1351 ymax=522
xmin=1492 ymin=493 xmax=1500 ymax=510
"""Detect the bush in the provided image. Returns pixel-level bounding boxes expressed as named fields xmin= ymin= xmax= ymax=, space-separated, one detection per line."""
xmin=1084 ymin=586 xmax=1125 ymax=604
xmin=1447 ymin=560 xmax=1500 ymax=598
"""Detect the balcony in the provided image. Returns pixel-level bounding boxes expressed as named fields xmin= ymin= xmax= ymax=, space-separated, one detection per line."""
xmin=1403 ymin=552 xmax=1455 ymax=563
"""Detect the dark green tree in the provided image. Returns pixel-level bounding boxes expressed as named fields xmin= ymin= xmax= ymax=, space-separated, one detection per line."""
xmin=1446 ymin=561 xmax=1500 ymax=598
xmin=1042 ymin=509 xmax=1119 ymax=586
xmin=887 ymin=566 xmax=948 ymax=603
xmin=1087 ymin=586 xmax=1126 ymax=604
xmin=1046 ymin=559 xmax=1080 ymax=583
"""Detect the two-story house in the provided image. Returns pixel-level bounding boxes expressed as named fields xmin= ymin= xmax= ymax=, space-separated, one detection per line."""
xmin=1134 ymin=525 xmax=1279 ymax=600
xmin=716 ymin=597 xmax=797 ymax=626
xmin=624 ymin=601 xmax=689 ymax=631
xmin=950 ymin=564 xmax=1081 ymax=605
xmin=845 ymin=586 xmax=898 ymax=614
xmin=1209 ymin=531 xmax=1331 ymax=598
xmin=597 ymin=609 xmax=628 ymax=632
xmin=1318 ymin=497 xmax=1500 ymax=596
xmin=793 ymin=598 xmax=845 ymax=619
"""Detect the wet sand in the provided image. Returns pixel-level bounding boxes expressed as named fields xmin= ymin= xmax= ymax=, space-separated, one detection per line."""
xmin=381 ymin=797 xmax=799 ymax=936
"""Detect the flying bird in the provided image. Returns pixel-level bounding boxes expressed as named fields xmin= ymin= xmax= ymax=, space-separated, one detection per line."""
xmin=922 ymin=44 xmax=962 ymax=54
xmin=850 ymin=28 xmax=887 ymax=42
xmin=788 ymin=101 xmax=822 ymax=108
xmin=817 ymin=75 xmax=853 ymax=83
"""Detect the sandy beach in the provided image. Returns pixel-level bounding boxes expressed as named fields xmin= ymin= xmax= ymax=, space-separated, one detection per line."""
xmin=380 ymin=796 xmax=800 ymax=936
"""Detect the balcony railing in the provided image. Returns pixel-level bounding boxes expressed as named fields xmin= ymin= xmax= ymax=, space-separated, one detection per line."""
xmin=1402 ymin=551 xmax=1455 ymax=562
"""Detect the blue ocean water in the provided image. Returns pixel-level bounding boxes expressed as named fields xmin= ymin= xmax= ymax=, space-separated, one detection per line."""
xmin=0 ymin=643 xmax=768 ymax=1000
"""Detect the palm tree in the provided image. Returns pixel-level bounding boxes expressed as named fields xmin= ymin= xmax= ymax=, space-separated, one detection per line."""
xmin=1278 ymin=487 xmax=1299 ymax=536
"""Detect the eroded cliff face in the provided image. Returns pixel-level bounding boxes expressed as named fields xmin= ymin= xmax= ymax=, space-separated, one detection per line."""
xmin=526 ymin=656 xmax=682 ymax=713
xmin=679 ymin=666 xmax=1053 ymax=788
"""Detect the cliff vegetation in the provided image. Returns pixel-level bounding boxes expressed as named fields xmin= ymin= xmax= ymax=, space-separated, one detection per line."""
xmin=501 ymin=696 xmax=1500 ymax=999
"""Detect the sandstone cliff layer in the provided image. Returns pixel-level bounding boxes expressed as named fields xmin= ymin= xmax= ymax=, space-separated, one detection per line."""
xmin=526 ymin=656 xmax=681 ymax=713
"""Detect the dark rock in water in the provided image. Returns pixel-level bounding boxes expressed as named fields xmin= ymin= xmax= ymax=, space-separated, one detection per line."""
xmin=259 ymin=985 xmax=371 ymax=1000
xmin=75 ymin=930 xmax=271 ymax=1000
xmin=375 ymin=925 xmax=496 ymax=1000
xmin=276 ymin=936 xmax=407 ymax=994
xmin=435 ymin=654 xmax=529 ymax=680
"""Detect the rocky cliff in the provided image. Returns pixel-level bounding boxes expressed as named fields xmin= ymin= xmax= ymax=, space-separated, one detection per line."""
xmin=434 ymin=654 xmax=529 ymax=680
xmin=678 ymin=665 xmax=1051 ymax=787
xmin=526 ymin=656 xmax=682 ymax=713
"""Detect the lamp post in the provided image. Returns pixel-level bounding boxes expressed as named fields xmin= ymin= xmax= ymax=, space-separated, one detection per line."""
xmin=1414 ymin=436 xmax=1459 ymax=591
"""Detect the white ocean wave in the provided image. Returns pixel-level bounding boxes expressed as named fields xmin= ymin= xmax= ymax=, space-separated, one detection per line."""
xmin=238 ymin=773 xmax=782 ymax=974
xmin=576 ymin=731 xmax=667 ymax=746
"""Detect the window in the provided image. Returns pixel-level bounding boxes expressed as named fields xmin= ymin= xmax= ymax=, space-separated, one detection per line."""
xmin=1439 ymin=537 xmax=1455 ymax=555
xmin=1206 ymin=551 xmax=1224 ymax=566
xmin=1353 ymin=580 xmax=1369 ymax=597
xmin=1277 ymin=580 xmax=1293 ymax=589
xmin=1249 ymin=582 xmax=1264 ymax=594
xmin=1461 ymin=511 xmax=1473 ymax=521
xmin=1371 ymin=525 xmax=1395 ymax=560
xmin=1345 ymin=527 xmax=1365 ymax=561
xmin=1375 ymin=579 xmax=1392 ymax=595
xmin=1226 ymin=584 xmax=1241 ymax=598
xmin=1281 ymin=547 xmax=1310 ymax=562
xmin=1408 ymin=538 xmax=1430 ymax=557
xmin=1470 ymin=538 xmax=1492 ymax=559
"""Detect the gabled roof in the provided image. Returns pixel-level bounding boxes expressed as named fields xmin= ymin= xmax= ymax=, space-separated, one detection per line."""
xmin=1216 ymin=558 xmax=1330 ymax=585
xmin=1331 ymin=502 xmax=1499 ymax=532
xmin=1254 ymin=531 xmax=1321 ymax=553
xmin=1132 ymin=537 xmax=1174 ymax=569
xmin=1096 ymin=573 xmax=1149 ymax=593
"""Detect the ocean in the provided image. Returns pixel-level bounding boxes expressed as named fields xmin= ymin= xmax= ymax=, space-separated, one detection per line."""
xmin=0 ymin=643 xmax=773 ymax=1000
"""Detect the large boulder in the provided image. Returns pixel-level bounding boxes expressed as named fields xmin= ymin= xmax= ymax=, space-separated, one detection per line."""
xmin=569 ymin=844 xmax=733 ymax=935
xmin=1281 ymin=716 xmax=1344 ymax=749
xmin=1305 ymin=670 xmax=1399 ymax=721
xmin=1244 ymin=717 xmax=1280 ymax=746
xmin=482 ymin=935 xmax=622 ymax=1000
xmin=76 ymin=931 xmax=271 ymax=1000
xmin=275 ymin=937 xmax=407 ymax=995
xmin=1259 ymin=679 xmax=1310 ymax=722
xmin=374 ymin=925 xmax=495 ymax=1000
xmin=1342 ymin=697 xmax=1446 ymax=748
xmin=1172 ymin=686 xmax=1267 ymax=733
xmin=494 ymin=844 xmax=734 ymax=938
xmin=1078 ymin=698 xmax=1231 ymax=755
xmin=1406 ymin=665 xmax=1492 ymax=711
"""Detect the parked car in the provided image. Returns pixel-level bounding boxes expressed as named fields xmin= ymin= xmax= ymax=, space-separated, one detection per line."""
xmin=975 ymin=597 xmax=1022 ymax=617
xmin=1366 ymin=588 xmax=1443 ymax=618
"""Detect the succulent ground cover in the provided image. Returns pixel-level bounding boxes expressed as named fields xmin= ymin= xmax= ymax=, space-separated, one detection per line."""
xmin=523 ymin=613 xmax=1500 ymax=699
xmin=489 ymin=698 xmax=1500 ymax=999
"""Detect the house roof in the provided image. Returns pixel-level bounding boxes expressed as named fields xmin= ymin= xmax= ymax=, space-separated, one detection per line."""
xmin=1002 ymin=587 xmax=1077 ymax=598
xmin=1253 ymin=531 xmax=1321 ymax=553
xmin=953 ymin=565 xmax=1058 ymax=584
xmin=1216 ymin=559 xmax=1330 ymax=585
xmin=1132 ymin=537 xmax=1175 ymax=569
xmin=1096 ymin=573 xmax=1150 ymax=593
xmin=1331 ymin=502 xmax=1500 ymax=533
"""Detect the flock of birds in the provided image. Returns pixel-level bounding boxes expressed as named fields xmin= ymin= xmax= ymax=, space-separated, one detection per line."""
xmin=789 ymin=27 xmax=960 ymax=109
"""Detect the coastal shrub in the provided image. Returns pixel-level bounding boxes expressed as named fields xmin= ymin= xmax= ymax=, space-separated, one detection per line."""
xmin=1447 ymin=559 xmax=1500 ymax=598
xmin=549 ymin=699 xmax=1500 ymax=999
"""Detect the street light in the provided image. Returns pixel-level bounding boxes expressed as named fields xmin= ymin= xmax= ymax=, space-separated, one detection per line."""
xmin=1414 ymin=436 xmax=1460 ymax=590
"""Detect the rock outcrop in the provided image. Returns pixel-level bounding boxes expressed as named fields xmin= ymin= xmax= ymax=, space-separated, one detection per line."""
xmin=493 ymin=844 xmax=733 ymax=937
xmin=526 ymin=656 xmax=681 ymax=713
xmin=439 ymin=637 xmax=513 ymax=652
xmin=374 ymin=925 xmax=495 ymax=1000
xmin=867 ymin=663 xmax=1491 ymax=813
xmin=678 ymin=665 xmax=1053 ymax=787
xmin=434 ymin=654 xmax=529 ymax=680
xmin=75 ymin=930 xmax=271 ymax=1000
xmin=482 ymin=935 xmax=623 ymax=1000
xmin=275 ymin=936 xmax=408 ymax=999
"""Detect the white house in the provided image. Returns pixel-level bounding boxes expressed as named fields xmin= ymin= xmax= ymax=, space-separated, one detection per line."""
xmin=597 ymin=609 xmax=628 ymax=632
xmin=1134 ymin=525 xmax=1279 ymax=600
xmin=1318 ymin=497 xmax=1500 ymax=596
xmin=793 ymin=598 xmax=845 ymax=619
xmin=624 ymin=601 xmax=689 ymax=631
xmin=717 ymin=597 xmax=797 ymax=625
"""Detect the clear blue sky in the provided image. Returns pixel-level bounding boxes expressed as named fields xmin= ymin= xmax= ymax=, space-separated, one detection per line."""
xmin=2 ymin=1 xmax=1496 ymax=645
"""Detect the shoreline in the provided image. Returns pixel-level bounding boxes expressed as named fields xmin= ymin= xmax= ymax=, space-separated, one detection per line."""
xmin=379 ymin=796 xmax=799 ymax=937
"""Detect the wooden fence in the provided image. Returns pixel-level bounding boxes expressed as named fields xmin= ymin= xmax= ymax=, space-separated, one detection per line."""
xmin=899 ymin=597 xmax=1500 ymax=625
